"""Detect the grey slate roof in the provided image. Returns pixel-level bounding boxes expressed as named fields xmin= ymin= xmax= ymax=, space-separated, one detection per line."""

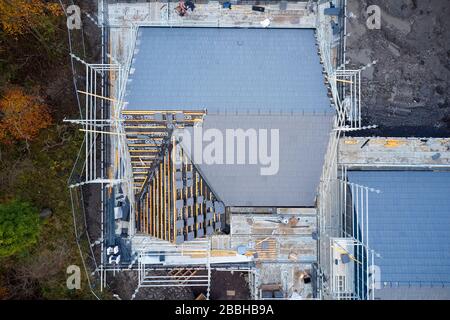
xmin=375 ymin=287 xmax=450 ymax=301
xmin=181 ymin=114 xmax=334 ymax=207
xmin=348 ymin=171 xmax=450 ymax=300
xmin=125 ymin=27 xmax=333 ymax=115
xmin=125 ymin=27 xmax=334 ymax=207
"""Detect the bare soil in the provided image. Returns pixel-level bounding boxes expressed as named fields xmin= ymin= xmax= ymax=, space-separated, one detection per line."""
xmin=107 ymin=270 xmax=197 ymax=300
xmin=346 ymin=0 xmax=450 ymax=137
xmin=210 ymin=271 xmax=250 ymax=300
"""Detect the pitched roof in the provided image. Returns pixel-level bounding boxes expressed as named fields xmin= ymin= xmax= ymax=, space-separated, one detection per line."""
xmin=348 ymin=171 xmax=450 ymax=299
xmin=125 ymin=27 xmax=334 ymax=207
xmin=125 ymin=27 xmax=332 ymax=115
xmin=181 ymin=114 xmax=333 ymax=207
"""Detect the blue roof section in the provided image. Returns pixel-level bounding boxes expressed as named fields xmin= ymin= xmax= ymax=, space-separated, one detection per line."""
xmin=348 ymin=171 xmax=450 ymax=297
xmin=125 ymin=27 xmax=332 ymax=114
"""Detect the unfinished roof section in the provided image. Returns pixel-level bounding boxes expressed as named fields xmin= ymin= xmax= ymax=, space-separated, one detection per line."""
xmin=182 ymin=114 xmax=333 ymax=207
xmin=125 ymin=27 xmax=332 ymax=115
xmin=348 ymin=171 xmax=450 ymax=300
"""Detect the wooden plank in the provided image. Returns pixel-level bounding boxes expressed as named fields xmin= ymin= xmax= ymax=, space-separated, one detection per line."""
xmin=184 ymin=152 xmax=189 ymax=236
xmin=121 ymin=110 xmax=205 ymax=115
xmin=129 ymin=150 xmax=159 ymax=153
xmin=131 ymin=161 xmax=155 ymax=164
xmin=124 ymin=118 xmax=199 ymax=123
xmin=126 ymin=134 xmax=165 ymax=138
xmin=163 ymin=153 xmax=168 ymax=241
xmin=77 ymin=89 xmax=118 ymax=103
xmin=146 ymin=194 xmax=149 ymax=233
xmin=159 ymin=162 xmax=163 ymax=239
xmin=200 ymin=178 xmax=203 ymax=227
xmin=126 ymin=139 xmax=160 ymax=144
xmin=195 ymin=171 xmax=199 ymax=235
xmin=142 ymin=196 xmax=145 ymax=233
xmin=156 ymin=170 xmax=160 ymax=239
xmin=152 ymin=178 xmax=156 ymax=236
xmin=124 ymin=125 xmax=167 ymax=129
xmin=147 ymin=189 xmax=153 ymax=234
xmin=135 ymin=197 xmax=139 ymax=233
xmin=128 ymin=144 xmax=159 ymax=148
xmin=140 ymin=200 xmax=143 ymax=232
xmin=172 ymin=137 xmax=177 ymax=243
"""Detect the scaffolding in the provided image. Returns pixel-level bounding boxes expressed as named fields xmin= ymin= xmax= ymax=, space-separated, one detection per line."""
xmin=329 ymin=172 xmax=378 ymax=300
xmin=132 ymin=239 xmax=211 ymax=299
xmin=64 ymin=0 xmax=381 ymax=299
xmin=316 ymin=0 xmax=376 ymax=132
xmin=65 ymin=56 xmax=130 ymax=189
xmin=315 ymin=0 xmax=378 ymax=300
xmin=318 ymin=163 xmax=379 ymax=300
xmin=65 ymin=52 xmax=138 ymax=292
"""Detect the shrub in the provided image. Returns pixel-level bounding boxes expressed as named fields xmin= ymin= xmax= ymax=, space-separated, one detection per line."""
xmin=0 ymin=199 xmax=41 ymax=258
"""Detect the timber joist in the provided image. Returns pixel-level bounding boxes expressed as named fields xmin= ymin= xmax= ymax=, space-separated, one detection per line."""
xmin=135 ymin=140 xmax=226 ymax=244
xmin=122 ymin=110 xmax=206 ymax=196
xmin=124 ymin=109 xmax=228 ymax=243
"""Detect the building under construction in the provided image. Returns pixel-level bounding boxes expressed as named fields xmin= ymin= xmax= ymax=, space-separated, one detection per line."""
xmin=67 ymin=0 xmax=450 ymax=300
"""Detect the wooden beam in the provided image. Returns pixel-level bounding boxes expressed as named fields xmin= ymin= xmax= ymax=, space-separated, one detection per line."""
xmin=128 ymin=145 xmax=160 ymax=149
xmin=131 ymin=161 xmax=154 ymax=165
xmin=159 ymin=163 xmax=163 ymax=239
xmin=79 ymin=128 xmax=125 ymax=136
xmin=145 ymin=193 xmax=149 ymax=234
xmin=163 ymin=153 xmax=168 ymax=241
xmin=126 ymin=140 xmax=160 ymax=144
xmin=130 ymin=155 xmax=155 ymax=159
xmin=152 ymin=178 xmax=156 ymax=236
xmin=77 ymin=89 xmax=118 ymax=103
xmin=172 ymin=137 xmax=177 ymax=243
xmin=124 ymin=118 xmax=199 ymax=123
xmin=126 ymin=134 xmax=165 ymax=138
xmin=121 ymin=110 xmax=205 ymax=115
xmin=200 ymin=177 xmax=203 ymax=230
xmin=124 ymin=125 xmax=167 ymax=129
xmin=149 ymin=187 xmax=153 ymax=235
xmin=195 ymin=171 xmax=199 ymax=236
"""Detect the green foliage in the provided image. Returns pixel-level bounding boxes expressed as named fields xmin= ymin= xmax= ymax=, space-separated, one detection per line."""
xmin=0 ymin=199 xmax=41 ymax=258
xmin=0 ymin=0 xmax=102 ymax=299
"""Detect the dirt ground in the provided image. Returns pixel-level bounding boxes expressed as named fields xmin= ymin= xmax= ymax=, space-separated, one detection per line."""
xmin=107 ymin=270 xmax=197 ymax=300
xmin=346 ymin=0 xmax=450 ymax=137
xmin=210 ymin=271 xmax=250 ymax=300
xmin=106 ymin=269 xmax=251 ymax=300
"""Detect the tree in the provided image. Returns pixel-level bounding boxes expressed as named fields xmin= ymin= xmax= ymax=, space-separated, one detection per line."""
xmin=0 ymin=199 xmax=41 ymax=258
xmin=0 ymin=86 xmax=52 ymax=144
xmin=0 ymin=0 xmax=62 ymax=37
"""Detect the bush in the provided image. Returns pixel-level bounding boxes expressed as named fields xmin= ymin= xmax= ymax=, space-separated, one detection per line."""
xmin=0 ymin=200 xmax=41 ymax=258
xmin=0 ymin=86 xmax=52 ymax=144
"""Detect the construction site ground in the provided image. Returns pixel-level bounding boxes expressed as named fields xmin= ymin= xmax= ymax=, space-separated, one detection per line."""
xmin=346 ymin=0 xmax=450 ymax=137
xmin=88 ymin=0 xmax=450 ymax=300
xmin=106 ymin=268 xmax=250 ymax=300
xmin=210 ymin=271 xmax=251 ymax=300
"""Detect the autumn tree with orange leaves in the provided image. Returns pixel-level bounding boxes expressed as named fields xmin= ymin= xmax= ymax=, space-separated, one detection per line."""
xmin=0 ymin=0 xmax=62 ymax=36
xmin=0 ymin=87 xmax=52 ymax=144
